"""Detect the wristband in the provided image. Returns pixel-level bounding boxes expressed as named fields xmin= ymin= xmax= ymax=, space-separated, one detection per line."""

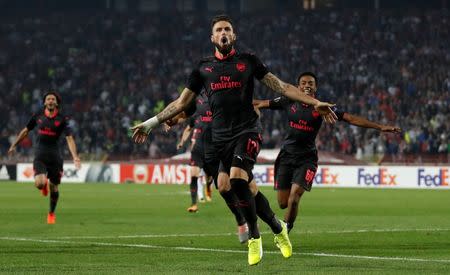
xmin=142 ymin=116 xmax=160 ymax=132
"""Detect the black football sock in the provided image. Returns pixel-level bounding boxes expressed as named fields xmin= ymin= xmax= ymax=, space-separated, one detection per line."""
xmin=254 ymin=191 xmax=282 ymax=234
xmin=220 ymin=190 xmax=246 ymax=226
xmin=286 ymin=221 xmax=294 ymax=233
xmin=49 ymin=191 xmax=59 ymax=213
xmin=190 ymin=176 xmax=198 ymax=205
xmin=230 ymin=178 xmax=259 ymax=239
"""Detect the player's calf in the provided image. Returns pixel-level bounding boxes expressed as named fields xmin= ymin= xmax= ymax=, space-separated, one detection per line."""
xmin=277 ymin=190 xmax=290 ymax=209
xmin=230 ymin=177 xmax=259 ymax=239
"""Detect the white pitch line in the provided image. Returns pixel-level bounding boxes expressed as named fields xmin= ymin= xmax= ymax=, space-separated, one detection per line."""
xmin=38 ymin=228 xmax=450 ymax=240
xmin=306 ymin=228 xmax=450 ymax=234
xmin=301 ymin=252 xmax=450 ymax=263
xmin=1 ymin=237 xmax=449 ymax=264
xmin=54 ymin=232 xmax=237 ymax=239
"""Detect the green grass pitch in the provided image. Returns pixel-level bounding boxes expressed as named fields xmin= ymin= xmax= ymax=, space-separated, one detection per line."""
xmin=0 ymin=182 xmax=449 ymax=274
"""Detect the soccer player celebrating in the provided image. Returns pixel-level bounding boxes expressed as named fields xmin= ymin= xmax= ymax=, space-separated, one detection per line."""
xmin=253 ymin=72 xmax=402 ymax=233
xmin=8 ymin=91 xmax=81 ymax=224
xmin=131 ymin=15 xmax=336 ymax=265
xmin=175 ymin=95 xmax=214 ymax=212
xmin=166 ymin=98 xmax=249 ymax=243
xmin=167 ymin=101 xmax=294 ymax=246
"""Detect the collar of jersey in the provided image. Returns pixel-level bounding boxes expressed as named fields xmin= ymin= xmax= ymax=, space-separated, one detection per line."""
xmin=214 ymin=48 xmax=236 ymax=60
xmin=44 ymin=108 xmax=58 ymax=118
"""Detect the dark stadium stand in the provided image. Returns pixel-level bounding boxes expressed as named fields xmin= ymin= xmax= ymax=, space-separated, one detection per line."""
xmin=0 ymin=9 xmax=448 ymax=164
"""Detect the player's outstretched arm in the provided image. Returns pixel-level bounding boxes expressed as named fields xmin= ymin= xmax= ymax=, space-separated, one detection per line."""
xmin=131 ymin=88 xmax=197 ymax=144
xmin=343 ymin=113 xmax=402 ymax=133
xmin=164 ymin=111 xmax=189 ymax=132
xmin=66 ymin=135 xmax=81 ymax=169
xmin=177 ymin=125 xmax=193 ymax=150
xmin=7 ymin=127 xmax=29 ymax=156
xmin=260 ymin=73 xmax=337 ymax=123
xmin=252 ymin=99 xmax=270 ymax=109
xmin=164 ymin=95 xmax=199 ymax=131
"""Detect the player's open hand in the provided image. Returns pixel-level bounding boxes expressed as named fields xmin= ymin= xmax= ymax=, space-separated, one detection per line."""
xmin=321 ymin=112 xmax=337 ymax=124
xmin=176 ymin=142 xmax=183 ymax=150
xmin=165 ymin=118 xmax=177 ymax=127
xmin=130 ymin=124 xmax=150 ymax=144
xmin=380 ymin=125 xmax=402 ymax=133
xmin=7 ymin=146 xmax=16 ymax=156
xmin=315 ymin=102 xmax=338 ymax=124
xmin=163 ymin=117 xmax=178 ymax=132
xmin=163 ymin=123 xmax=172 ymax=132
xmin=73 ymin=157 xmax=81 ymax=170
xmin=253 ymin=106 xmax=261 ymax=117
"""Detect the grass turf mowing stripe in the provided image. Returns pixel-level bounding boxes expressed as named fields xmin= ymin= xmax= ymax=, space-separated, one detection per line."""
xmin=15 ymin=228 xmax=447 ymax=240
xmin=1 ymin=237 xmax=449 ymax=264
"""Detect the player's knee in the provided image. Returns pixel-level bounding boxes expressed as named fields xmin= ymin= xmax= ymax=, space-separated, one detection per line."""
xmin=217 ymin=173 xmax=231 ymax=192
xmin=249 ymin=180 xmax=258 ymax=196
xmin=279 ymin=201 xmax=288 ymax=209
xmin=231 ymin=156 xmax=253 ymax=178
xmin=190 ymin=166 xmax=200 ymax=177
xmin=278 ymin=190 xmax=289 ymax=209
xmin=278 ymin=196 xmax=288 ymax=209
xmin=34 ymin=179 xmax=46 ymax=189
xmin=218 ymin=184 xmax=228 ymax=193
xmin=293 ymin=184 xmax=306 ymax=199
xmin=35 ymin=182 xmax=45 ymax=189
xmin=49 ymin=183 xmax=58 ymax=192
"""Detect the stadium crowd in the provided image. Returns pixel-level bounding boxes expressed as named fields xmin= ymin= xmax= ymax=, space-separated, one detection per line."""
xmin=0 ymin=10 xmax=448 ymax=162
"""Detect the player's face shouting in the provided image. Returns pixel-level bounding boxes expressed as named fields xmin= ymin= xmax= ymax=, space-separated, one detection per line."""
xmin=211 ymin=21 xmax=236 ymax=54
xmin=44 ymin=94 xmax=58 ymax=110
xmin=298 ymin=76 xmax=317 ymax=97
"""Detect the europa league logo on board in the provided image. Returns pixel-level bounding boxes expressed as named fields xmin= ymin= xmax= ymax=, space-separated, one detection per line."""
xmin=133 ymin=165 xmax=148 ymax=183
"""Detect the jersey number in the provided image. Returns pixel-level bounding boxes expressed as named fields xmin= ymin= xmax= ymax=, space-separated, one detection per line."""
xmin=246 ymin=139 xmax=260 ymax=159
xmin=305 ymin=169 xmax=316 ymax=184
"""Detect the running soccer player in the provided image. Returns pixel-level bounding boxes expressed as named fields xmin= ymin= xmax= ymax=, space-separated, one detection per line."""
xmin=167 ymin=101 xmax=292 ymax=246
xmin=8 ymin=91 xmax=81 ymax=224
xmin=253 ymin=72 xmax=402 ymax=233
xmin=175 ymin=95 xmax=214 ymax=212
xmin=166 ymin=98 xmax=249 ymax=243
xmin=131 ymin=15 xmax=337 ymax=265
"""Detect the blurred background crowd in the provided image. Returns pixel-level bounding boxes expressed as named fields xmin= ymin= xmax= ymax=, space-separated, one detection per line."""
xmin=0 ymin=6 xmax=448 ymax=163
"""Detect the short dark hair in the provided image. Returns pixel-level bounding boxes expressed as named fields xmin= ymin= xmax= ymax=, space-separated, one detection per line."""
xmin=43 ymin=91 xmax=62 ymax=105
xmin=210 ymin=14 xmax=233 ymax=31
xmin=297 ymin=72 xmax=318 ymax=86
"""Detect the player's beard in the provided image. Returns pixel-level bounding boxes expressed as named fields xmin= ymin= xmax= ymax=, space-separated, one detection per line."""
xmin=46 ymin=104 xmax=57 ymax=112
xmin=214 ymin=37 xmax=234 ymax=55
